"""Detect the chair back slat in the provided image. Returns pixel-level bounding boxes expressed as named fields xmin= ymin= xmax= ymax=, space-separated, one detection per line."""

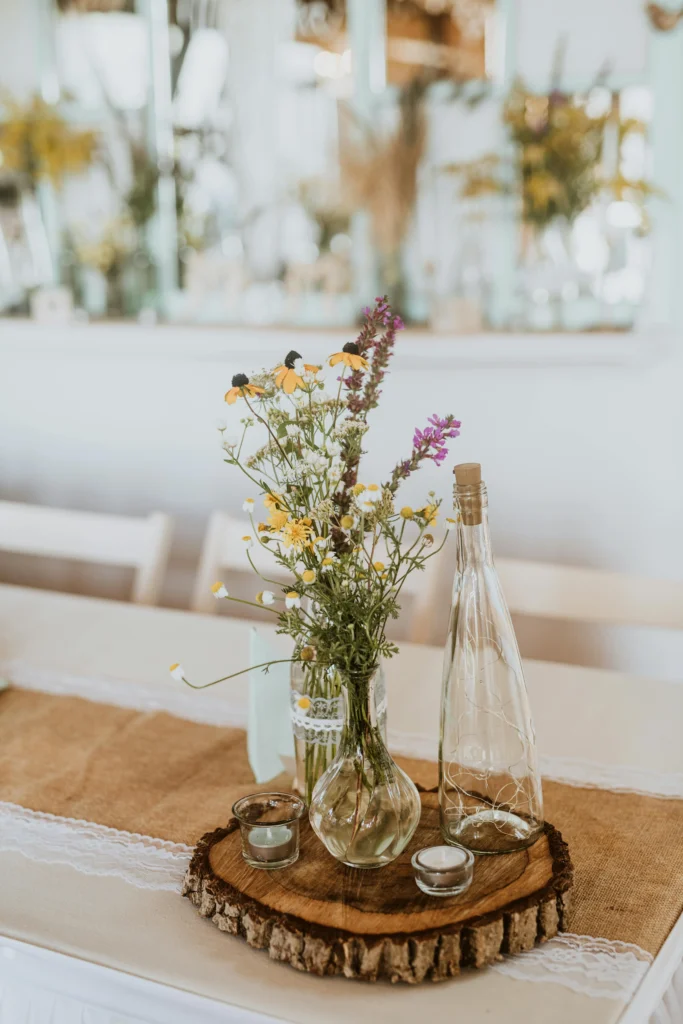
xmin=0 ymin=501 xmax=172 ymax=606
xmin=497 ymin=556 xmax=683 ymax=631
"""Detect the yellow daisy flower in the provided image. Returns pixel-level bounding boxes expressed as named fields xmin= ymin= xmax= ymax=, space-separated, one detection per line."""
xmin=352 ymin=483 xmax=366 ymax=496
xmin=297 ymin=696 xmax=312 ymax=709
xmin=400 ymin=506 xmax=414 ymax=519
xmin=281 ymin=520 xmax=312 ymax=550
xmin=418 ymin=504 xmax=439 ymax=527
xmin=329 ymin=342 xmax=368 ymax=371
xmin=224 ymin=373 xmax=265 ymax=405
xmin=274 ymin=350 xmax=319 ymax=394
xmin=268 ymin=508 xmax=289 ymax=531
xmin=373 ymin=561 xmax=385 ymax=572
xmin=340 ymin=514 xmax=355 ymax=530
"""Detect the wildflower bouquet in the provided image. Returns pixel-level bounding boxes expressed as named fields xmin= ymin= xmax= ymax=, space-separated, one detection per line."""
xmin=449 ymin=82 xmax=652 ymax=230
xmin=173 ymin=297 xmax=461 ymax=801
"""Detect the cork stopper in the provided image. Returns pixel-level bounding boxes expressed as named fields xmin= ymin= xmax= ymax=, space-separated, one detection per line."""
xmin=454 ymin=463 xmax=481 ymax=487
xmin=453 ymin=462 xmax=486 ymax=526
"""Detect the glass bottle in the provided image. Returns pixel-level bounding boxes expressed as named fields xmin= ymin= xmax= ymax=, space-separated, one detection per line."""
xmin=439 ymin=463 xmax=543 ymax=854
xmin=309 ymin=666 xmax=420 ymax=868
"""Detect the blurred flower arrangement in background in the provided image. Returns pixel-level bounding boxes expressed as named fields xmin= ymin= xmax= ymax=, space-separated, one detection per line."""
xmin=0 ymin=94 xmax=97 ymax=192
xmin=449 ymin=82 xmax=654 ymax=228
xmin=340 ymin=78 xmax=429 ymax=318
xmin=172 ymin=297 xmax=461 ymax=798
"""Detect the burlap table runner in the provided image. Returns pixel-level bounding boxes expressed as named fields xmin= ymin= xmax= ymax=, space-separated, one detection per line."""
xmin=1 ymin=687 xmax=682 ymax=957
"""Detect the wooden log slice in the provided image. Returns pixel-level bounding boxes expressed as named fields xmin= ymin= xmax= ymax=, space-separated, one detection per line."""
xmin=182 ymin=791 xmax=573 ymax=984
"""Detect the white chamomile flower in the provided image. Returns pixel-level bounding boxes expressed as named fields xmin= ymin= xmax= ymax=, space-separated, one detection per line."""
xmin=256 ymin=590 xmax=275 ymax=606
xmin=211 ymin=581 xmax=229 ymax=599
xmin=285 ymin=591 xmax=301 ymax=609
xmin=169 ymin=663 xmax=185 ymax=682
xmin=242 ymin=498 xmax=255 ymax=512
xmin=241 ymin=535 xmax=254 ymax=550
xmin=286 ymin=424 xmax=301 ymax=437
xmin=364 ymin=484 xmax=382 ymax=503
xmin=320 ymin=554 xmax=338 ymax=572
xmin=445 ymin=516 xmax=459 ymax=531
xmin=326 ymin=440 xmax=342 ymax=457
xmin=302 ymin=568 xmax=317 ymax=584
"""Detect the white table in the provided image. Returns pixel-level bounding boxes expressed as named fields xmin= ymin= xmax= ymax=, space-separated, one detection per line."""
xmin=0 ymin=584 xmax=681 ymax=1024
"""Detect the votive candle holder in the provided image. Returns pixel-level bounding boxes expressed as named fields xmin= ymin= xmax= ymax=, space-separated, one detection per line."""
xmin=411 ymin=844 xmax=475 ymax=897
xmin=232 ymin=792 xmax=305 ymax=870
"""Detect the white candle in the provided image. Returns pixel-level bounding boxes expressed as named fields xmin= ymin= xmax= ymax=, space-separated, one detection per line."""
xmin=417 ymin=846 xmax=468 ymax=870
xmin=249 ymin=826 xmax=292 ymax=849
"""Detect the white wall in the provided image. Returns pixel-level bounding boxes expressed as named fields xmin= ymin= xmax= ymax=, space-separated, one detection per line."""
xmin=0 ymin=1 xmax=40 ymax=98
xmin=1 ymin=324 xmax=682 ymax=682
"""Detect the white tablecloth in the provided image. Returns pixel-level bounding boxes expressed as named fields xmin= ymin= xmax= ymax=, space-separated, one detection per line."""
xmin=0 ymin=583 xmax=682 ymax=1024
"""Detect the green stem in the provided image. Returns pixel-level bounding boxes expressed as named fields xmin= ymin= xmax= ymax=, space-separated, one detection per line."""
xmin=180 ymin=658 xmax=296 ymax=689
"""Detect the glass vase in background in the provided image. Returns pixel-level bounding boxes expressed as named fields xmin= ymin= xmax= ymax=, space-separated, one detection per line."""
xmin=291 ymin=661 xmax=387 ymax=805
xmin=309 ymin=666 xmax=420 ymax=869
xmin=439 ymin=463 xmax=544 ymax=855
xmin=517 ymin=220 xmax=576 ymax=331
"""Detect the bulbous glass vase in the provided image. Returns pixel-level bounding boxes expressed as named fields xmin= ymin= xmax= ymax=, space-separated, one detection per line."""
xmin=309 ymin=667 xmax=421 ymax=869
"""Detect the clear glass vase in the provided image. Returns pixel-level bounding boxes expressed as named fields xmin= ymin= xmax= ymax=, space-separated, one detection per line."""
xmin=291 ymin=661 xmax=387 ymax=805
xmin=439 ymin=463 xmax=544 ymax=855
xmin=309 ymin=667 xmax=420 ymax=869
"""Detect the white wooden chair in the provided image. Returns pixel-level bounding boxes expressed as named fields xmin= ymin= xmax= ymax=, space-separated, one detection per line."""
xmin=192 ymin=512 xmax=291 ymax=614
xmin=496 ymin=557 xmax=683 ymax=631
xmin=0 ymin=500 xmax=173 ymax=606
xmin=192 ymin=511 xmax=441 ymax=642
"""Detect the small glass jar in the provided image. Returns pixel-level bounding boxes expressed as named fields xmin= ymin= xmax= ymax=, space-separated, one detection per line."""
xmin=232 ymin=792 xmax=305 ymax=870
xmin=291 ymin=660 xmax=387 ymax=805
xmin=412 ymin=845 xmax=474 ymax=897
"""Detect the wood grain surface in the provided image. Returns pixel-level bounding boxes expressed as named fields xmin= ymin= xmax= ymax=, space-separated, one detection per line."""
xmin=183 ymin=791 xmax=573 ymax=983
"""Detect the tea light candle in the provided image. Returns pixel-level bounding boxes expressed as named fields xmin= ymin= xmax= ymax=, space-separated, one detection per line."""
xmin=248 ymin=825 xmax=296 ymax=864
xmin=232 ymin=792 xmax=305 ymax=871
xmin=412 ymin=845 xmax=475 ymax=897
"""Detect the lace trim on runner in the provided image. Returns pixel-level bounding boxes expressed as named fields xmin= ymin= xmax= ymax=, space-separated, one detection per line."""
xmin=389 ymin=730 xmax=683 ymax=799
xmin=0 ymin=659 xmax=247 ymax=730
xmin=0 ymin=801 xmax=191 ymax=892
xmin=3 ymin=661 xmax=683 ymax=798
xmin=537 ymin=755 xmax=683 ymax=800
xmin=492 ymin=933 xmax=652 ymax=1001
